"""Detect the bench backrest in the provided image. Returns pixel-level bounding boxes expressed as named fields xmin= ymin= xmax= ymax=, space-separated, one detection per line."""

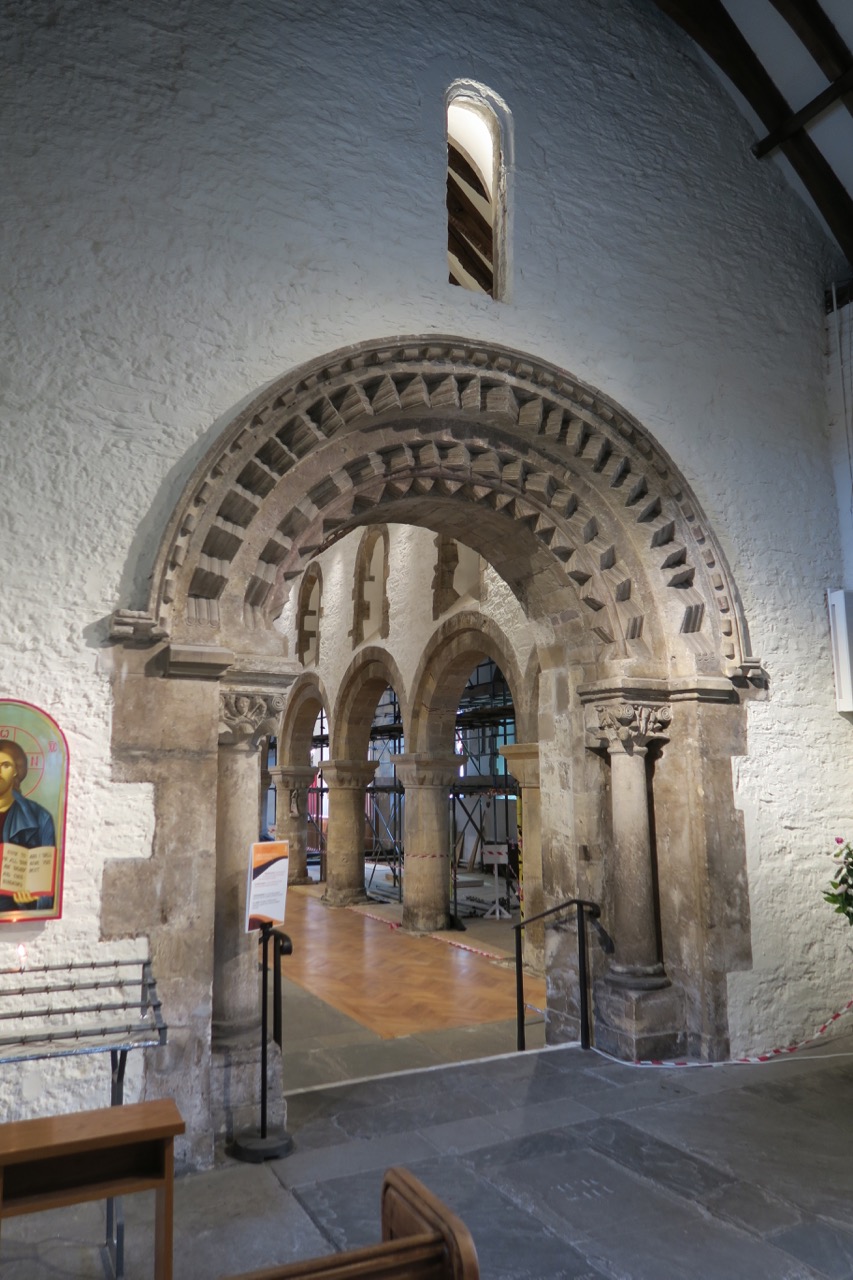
xmin=224 ymin=1166 xmax=479 ymax=1280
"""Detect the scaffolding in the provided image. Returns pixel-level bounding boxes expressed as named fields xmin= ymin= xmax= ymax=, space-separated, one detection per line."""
xmin=267 ymin=659 xmax=519 ymax=910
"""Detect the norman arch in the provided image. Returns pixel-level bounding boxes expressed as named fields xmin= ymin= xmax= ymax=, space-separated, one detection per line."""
xmin=278 ymin=672 xmax=330 ymax=766
xmin=408 ymin=612 xmax=534 ymax=755
xmin=106 ymin=336 xmax=761 ymax=1156
xmin=274 ymin=673 xmax=330 ymax=885
xmin=127 ymin=336 xmax=756 ymax=685
xmin=330 ymin=649 xmax=408 ymax=763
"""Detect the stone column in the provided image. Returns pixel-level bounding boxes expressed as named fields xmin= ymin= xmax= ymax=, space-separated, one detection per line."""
xmin=594 ymin=701 xmax=671 ymax=988
xmin=499 ymin=743 xmax=544 ymax=972
xmin=322 ymin=759 xmax=378 ymax=906
xmin=585 ymin=696 xmax=685 ymax=1059
xmin=392 ymin=753 xmax=465 ymax=933
xmin=269 ymin=764 xmax=318 ymax=885
xmin=212 ymin=689 xmax=285 ymax=1140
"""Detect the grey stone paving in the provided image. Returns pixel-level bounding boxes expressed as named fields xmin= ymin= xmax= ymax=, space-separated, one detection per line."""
xmin=4 ymin=1034 xmax=853 ymax=1278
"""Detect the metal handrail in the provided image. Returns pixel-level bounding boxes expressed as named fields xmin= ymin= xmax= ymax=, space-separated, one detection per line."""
xmin=513 ymin=898 xmax=613 ymax=1052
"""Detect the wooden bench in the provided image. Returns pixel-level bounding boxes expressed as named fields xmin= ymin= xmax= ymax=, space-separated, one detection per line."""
xmin=0 ymin=1097 xmax=184 ymax=1280
xmin=225 ymin=1166 xmax=480 ymax=1280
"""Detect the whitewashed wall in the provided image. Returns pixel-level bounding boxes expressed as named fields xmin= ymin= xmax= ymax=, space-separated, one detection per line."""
xmin=1 ymin=0 xmax=851 ymax=1119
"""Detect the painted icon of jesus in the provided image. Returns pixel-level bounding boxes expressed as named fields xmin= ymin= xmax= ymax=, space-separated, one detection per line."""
xmin=0 ymin=740 xmax=57 ymax=911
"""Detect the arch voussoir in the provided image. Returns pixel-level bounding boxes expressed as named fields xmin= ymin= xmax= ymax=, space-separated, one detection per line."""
xmin=129 ymin=336 xmax=757 ymax=683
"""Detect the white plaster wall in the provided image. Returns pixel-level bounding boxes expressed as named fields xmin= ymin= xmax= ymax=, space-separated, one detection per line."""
xmin=286 ymin=526 xmax=534 ymax=718
xmin=828 ymin=301 xmax=853 ymax=587
xmin=1 ymin=0 xmax=851 ymax=1105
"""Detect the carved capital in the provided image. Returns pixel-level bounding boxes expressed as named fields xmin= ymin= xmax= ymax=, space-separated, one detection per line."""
xmin=219 ymin=691 xmax=286 ymax=745
xmin=269 ymin=765 xmax=319 ymax=817
xmin=499 ymin=743 xmax=540 ymax=790
xmin=594 ymin=702 xmax=672 ymax=752
xmin=323 ymin=759 xmax=379 ymax=790
xmin=391 ymin=753 xmax=467 ymax=789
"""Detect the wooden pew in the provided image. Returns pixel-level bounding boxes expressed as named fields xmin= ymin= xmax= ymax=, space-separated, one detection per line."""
xmin=226 ymin=1165 xmax=480 ymax=1280
xmin=0 ymin=1097 xmax=184 ymax=1280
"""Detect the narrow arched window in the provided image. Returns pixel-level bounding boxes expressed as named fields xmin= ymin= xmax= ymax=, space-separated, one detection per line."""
xmin=296 ymin=564 xmax=322 ymax=666
xmin=447 ymin=87 xmax=506 ymax=299
xmin=350 ymin=526 xmax=390 ymax=647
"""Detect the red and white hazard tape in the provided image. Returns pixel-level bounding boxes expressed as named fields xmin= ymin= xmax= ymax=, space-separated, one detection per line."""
xmin=596 ymin=996 xmax=853 ymax=1069
xmin=345 ymin=904 xmax=509 ymax=962
xmin=350 ymin=908 xmax=401 ymax=930
xmin=429 ymin=934 xmax=507 ymax=962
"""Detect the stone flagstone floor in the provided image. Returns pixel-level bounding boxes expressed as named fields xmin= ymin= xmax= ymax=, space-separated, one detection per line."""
xmin=3 ymin=1031 xmax=853 ymax=1278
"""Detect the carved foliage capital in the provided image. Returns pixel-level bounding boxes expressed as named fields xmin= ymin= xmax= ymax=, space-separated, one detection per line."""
xmin=594 ymin=702 xmax=672 ymax=751
xmin=219 ymin=691 xmax=286 ymax=745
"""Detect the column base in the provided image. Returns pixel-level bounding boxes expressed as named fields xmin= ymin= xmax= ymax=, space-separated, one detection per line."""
xmin=210 ymin=1032 xmax=285 ymax=1147
xmin=593 ymin=977 xmax=686 ymax=1061
xmin=288 ymin=875 xmax=315 ymax=886
xmin=322 ymin=886 xmax=367 ymax=907
xmin=402 ymin=905 xmax=450 ymax=933
xmin=606 ymin=962 xmax=670 ymax=991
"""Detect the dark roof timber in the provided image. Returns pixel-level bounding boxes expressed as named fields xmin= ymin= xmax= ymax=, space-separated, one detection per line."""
xmin=653 ymin=0 xmax=853 ymax=268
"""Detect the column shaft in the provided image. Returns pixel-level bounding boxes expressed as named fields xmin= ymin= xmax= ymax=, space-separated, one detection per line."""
xmin=213 ymin=741 xmax=262 ymax=1040
xmin=607 ymin=743 xmax=662 ymax=979
xmin=323 ymin=760 xmax=377 ymax=906
xmin=393 ymin=754 xmax=464 ymax=933
xmin=270 ymin=765 xmax=318 ymax=884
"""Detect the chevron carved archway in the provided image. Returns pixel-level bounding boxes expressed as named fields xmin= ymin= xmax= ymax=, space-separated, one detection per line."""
xmin=117 ymin=336 xmax=757 ymax=680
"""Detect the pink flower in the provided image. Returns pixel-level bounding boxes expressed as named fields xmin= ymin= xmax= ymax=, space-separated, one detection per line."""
xmin=837 ymin=838 xmax=846 ymax=845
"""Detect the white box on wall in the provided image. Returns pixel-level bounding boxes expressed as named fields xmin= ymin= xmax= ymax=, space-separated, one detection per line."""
xmin=828 ymin=590 xmax=853 ymax=711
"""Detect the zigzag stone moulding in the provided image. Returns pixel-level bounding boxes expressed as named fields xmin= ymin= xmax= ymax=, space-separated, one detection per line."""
xmin=144 ymin=337 xmax=757 ymax=677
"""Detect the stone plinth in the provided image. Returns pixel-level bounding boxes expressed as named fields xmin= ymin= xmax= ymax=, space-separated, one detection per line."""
xmin=593 ymin=979 xmax=686 ymax=1061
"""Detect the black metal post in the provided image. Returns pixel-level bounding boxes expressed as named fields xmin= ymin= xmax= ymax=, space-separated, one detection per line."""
xmin=259 ymin=922 xmax=271 ymax=1139
xmin=515 ymin=925 xmax=526 ymax=1051
xmin=273 ymin=929 xmax=292 ymax=1049
xmin=231 ymin=923 xmax=293 ymax=1162
xmin=512 ymin=896 xmax=611 ymax=1057
xmin=577 ymin=904 xmax=590 ymax=1051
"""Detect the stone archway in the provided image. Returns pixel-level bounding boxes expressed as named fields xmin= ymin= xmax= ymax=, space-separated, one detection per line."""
xmin=120 ymin=336 xmax=756 ymax=683
xmin=318 ymin=649 xmax=407 ymax=908
xmin=275 ymin=673 xmax=330 ymax=884
xmin=106 ymin=335 xmax=761 ymax=1161
xmin=406 ymin=612 xmax=540 ymax=945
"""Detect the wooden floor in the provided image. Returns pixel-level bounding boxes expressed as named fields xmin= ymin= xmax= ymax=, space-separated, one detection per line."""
xmin=278 ymin=886 xmax=547 ymax=1041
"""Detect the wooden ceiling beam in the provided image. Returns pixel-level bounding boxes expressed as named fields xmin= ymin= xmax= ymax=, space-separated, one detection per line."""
xmin=768 ymin=0 xmax=853 ymax=139
xmin=448 ymin=143 xmax=490 ymax=203
xmin=767 ymin=0 xmax=852 ymax=82
xmin=653 ymin=0 xmax=853 ymax=266
xmin=448 ymin=225 xmax=493 ymax=294
xmin=753 ymin=64 xmax=853 ymax=157
xmin=447 ymin=171 xmax=494 ymax=259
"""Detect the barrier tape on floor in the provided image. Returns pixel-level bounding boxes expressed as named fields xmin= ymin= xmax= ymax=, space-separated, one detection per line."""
xmin=351 ymin=908 xmax=401 ymax=930
xmin=347 ymin=905 xmax=510 ymax=962
xmin=429 ymin=935 xmax=508 ymax=962
xmin=596 ymin=996 xmax=853 ymax=1069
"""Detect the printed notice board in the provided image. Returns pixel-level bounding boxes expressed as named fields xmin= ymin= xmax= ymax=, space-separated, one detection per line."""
xmin=245 ymin=840 xmax=289 ymax=931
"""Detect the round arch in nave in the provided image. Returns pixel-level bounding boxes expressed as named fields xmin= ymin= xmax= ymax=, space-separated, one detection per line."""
xmin=129 ymin=335 xmax=759 ymax=684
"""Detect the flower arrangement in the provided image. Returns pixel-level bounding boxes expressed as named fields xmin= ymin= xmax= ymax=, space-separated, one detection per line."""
xmin=825 ymin=837 xmax=853 ymax=925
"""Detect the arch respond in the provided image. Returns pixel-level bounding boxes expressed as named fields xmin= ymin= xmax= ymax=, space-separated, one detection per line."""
xmin=134 ymin=337 xmax=757 ymax=681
